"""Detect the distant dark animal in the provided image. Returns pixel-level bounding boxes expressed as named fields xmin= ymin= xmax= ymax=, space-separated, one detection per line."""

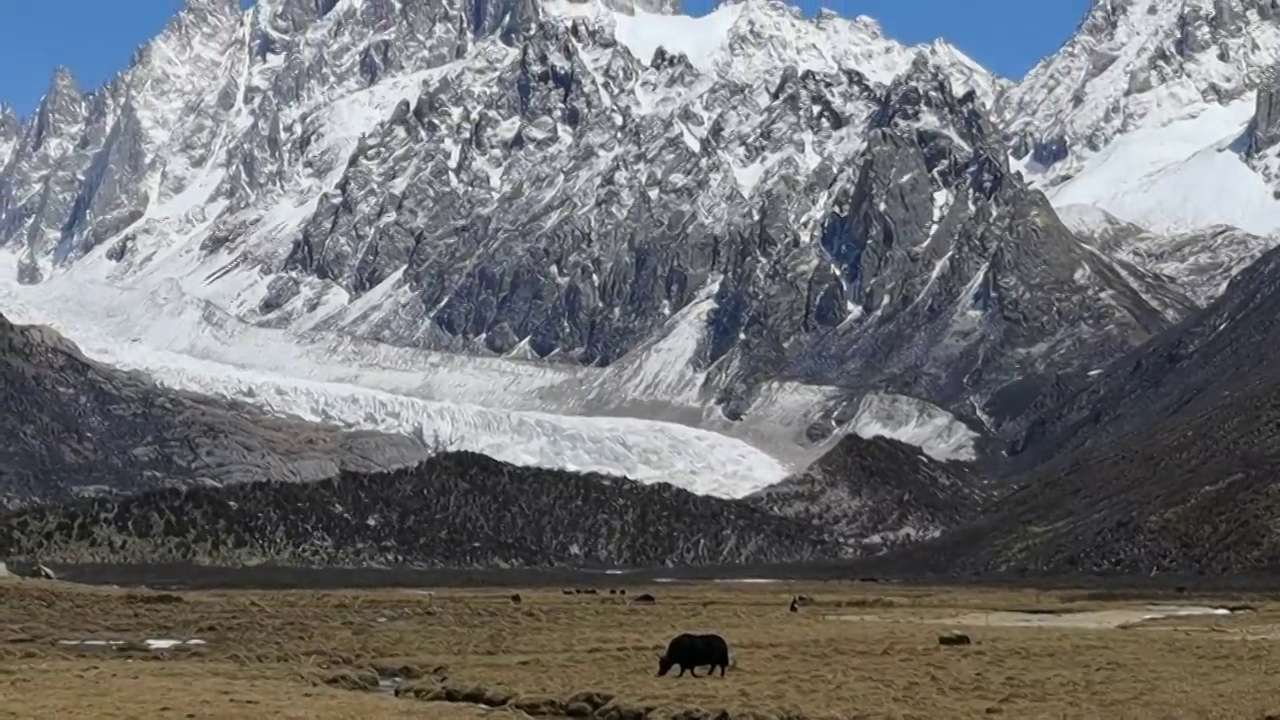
xmin=657 ymin=633 xmax=730 ymax=678
xmin=562 ymin=589 xmax=575 ymax=595
xmin=608 ymin=589 xmax=617 ymax=595
xmin=619 ymin=589 xmax=626 ymax=596
xmin=789 ymin=597 xmax=799 ymax=613
xmin=631 ymin=593 xmax=655 ymax=605
xmin=938 ymin=632 xmax=971 ymax=646
xmin=510 ymin=593 xmax=522 ymax=604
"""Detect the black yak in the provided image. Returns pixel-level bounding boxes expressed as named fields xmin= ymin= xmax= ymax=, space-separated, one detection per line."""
xmin=657 ymin=633 xmax=730 ymax=678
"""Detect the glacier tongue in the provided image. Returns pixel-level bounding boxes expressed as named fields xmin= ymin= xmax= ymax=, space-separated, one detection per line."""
xmin=0 ymin=252 xmax=796 ymax=498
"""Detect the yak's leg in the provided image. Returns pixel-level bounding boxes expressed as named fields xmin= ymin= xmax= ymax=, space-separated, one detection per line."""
xmin=677 ymin=666 xmax=687 ymax=677
xmin=719 ymin=663 xmax=726 ymax=677
xmin=687 ymin=666 xmax=700 ymax=678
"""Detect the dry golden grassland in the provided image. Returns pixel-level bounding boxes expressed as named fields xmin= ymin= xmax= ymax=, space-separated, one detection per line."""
xmin=3 ymin=578 xmax=1280 ymax=719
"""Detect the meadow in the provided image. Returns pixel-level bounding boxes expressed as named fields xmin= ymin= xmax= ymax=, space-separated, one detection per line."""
xmin=2 ymin=578 xmax=1280 ymax=719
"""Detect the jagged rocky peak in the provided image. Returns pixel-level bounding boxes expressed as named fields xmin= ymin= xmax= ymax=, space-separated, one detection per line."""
xmin=1003 ymin=0 xmax=1280 ymax=173
xmin=27 ymin=67 xmax=86 ymax=149
xmin=177 ymin=0 xmax=242 ymax=21
xmin=0 ymin=104 xmax=19 ymax=136
xmin=0 ymin=104 xmax=19 ymax=164
xmin=878 ymin=51 xmax=994 ymax=138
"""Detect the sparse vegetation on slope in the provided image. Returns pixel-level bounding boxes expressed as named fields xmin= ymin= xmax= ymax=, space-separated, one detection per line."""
xmin=0 ymin=452 xmax=842 ymax=568
xmin=896 ymin=377 xmax=1280 ymax=577
xmin=746 ymin=434 xmax=985 ymax=552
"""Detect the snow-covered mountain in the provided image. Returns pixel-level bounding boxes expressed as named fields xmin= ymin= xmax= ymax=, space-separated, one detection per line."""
xmin=1 ymin=0 xmax=1253 ymax=500
xmin=1005 ymin=0 xmax=1280 ymax=237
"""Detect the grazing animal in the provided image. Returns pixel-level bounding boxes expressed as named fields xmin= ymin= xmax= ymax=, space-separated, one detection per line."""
xmin=631 ymin=593 xmax=656 ymax=605
xmin=788 ymin=597 xmax=799 ymax=613
xmin=657 ymin=633 xmax=730 ymax=678
xmin=510 ymin=593 xmax=522 ymax=604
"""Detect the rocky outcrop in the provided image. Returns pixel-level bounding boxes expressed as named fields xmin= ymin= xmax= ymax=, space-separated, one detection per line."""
xmin=1246 ymin=71 xmax=1280 ymax=156
xmin=0 ymin=451 xmax=842 ymax=568
xmin=746 ymin=434 xmax=985 ymax=553
xmin=0 ymin=310 xmax=429 ymax=506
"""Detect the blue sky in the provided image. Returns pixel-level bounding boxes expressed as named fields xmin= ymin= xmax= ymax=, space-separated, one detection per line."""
xmin=0 ymin=0 xmax=1089 ymax=117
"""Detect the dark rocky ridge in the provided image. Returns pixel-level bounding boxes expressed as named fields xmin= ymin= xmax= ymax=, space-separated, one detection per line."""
xmin=0 ymin=452 xmax=844 ymax=568
xmin=876 ymin=241 xmax=1280 ymax=576
xmin=0 ymin=310 xmax=428 ymax=506
xmin=1006 ymin=241 xmax=1280 ymax=476
xmin=746 ymin=434 xmax=987 ymax=553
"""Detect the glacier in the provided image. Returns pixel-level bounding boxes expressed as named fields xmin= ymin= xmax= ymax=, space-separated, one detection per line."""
xmin=0 ymin=248 xmax=977 ymax=499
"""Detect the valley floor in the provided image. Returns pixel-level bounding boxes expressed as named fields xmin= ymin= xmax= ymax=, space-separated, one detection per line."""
xmin=2 ymin=580 xmax=1280 ymax=719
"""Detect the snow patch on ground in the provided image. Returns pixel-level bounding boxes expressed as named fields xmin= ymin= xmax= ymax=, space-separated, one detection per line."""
xmin=827 ymin=605 xmax=1233 ymax=630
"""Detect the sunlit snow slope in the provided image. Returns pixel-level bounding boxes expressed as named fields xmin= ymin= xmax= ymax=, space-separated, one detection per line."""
xmin=1036 ymin=100 xmax=1280 ymax=236
xmin=1005 ymin=0 xmax=1280 ymax=238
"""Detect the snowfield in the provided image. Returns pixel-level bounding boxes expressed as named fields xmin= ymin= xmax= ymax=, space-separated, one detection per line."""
xmin=1042 ymin=99 xmax=1280 ymax=236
